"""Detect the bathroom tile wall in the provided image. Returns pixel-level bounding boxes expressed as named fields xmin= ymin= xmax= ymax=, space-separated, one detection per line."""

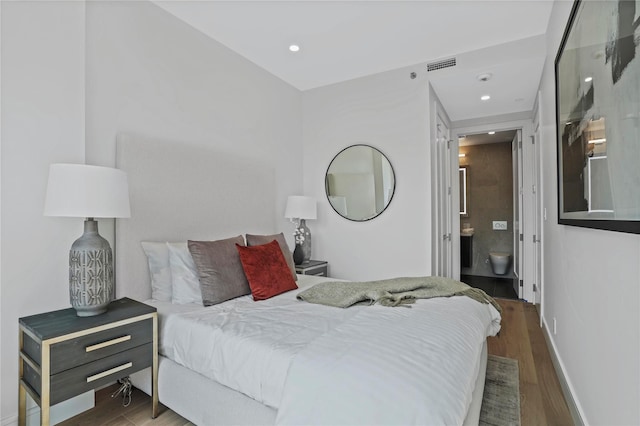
xmin=460 ymin=141 xmax=514 ymax=277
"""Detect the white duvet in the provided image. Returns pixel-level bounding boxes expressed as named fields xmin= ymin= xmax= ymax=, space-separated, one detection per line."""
xmin=148 ymin=275 xmax=501 ymax=425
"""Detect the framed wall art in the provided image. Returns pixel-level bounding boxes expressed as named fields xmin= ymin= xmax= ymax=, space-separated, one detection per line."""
xmin=555 ymin=0 xmax=640 ymax=234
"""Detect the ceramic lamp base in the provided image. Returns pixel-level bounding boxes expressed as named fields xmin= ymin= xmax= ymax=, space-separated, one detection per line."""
xmin=293 ymin=244 xmax=304 ymax=265
xmin=298 ymin=219 xmax=312 ymax=263
xmin=69 ymin=219 xmax=114 ymax=316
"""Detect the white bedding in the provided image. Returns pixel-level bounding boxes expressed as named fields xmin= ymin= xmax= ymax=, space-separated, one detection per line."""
xmin=147 ymin=275 xmax=501 ymax=424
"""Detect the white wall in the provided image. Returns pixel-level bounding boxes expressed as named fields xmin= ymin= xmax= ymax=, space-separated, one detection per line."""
xmin=302 ymin=68 xmax=432 ymax=280
xmin=84 ymin=0 xmax=303 ymax=247
xmin=1 ymin=1 xmax=88 ymax=423
xmin=539 ymin=1 xmax=640 ymax=424
xmin=1 ymin=1 xmax=302 ymax=424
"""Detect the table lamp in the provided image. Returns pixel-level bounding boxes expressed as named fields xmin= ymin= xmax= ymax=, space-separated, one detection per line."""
xmin=44 ymin=164 xmax=131 ymax=316
xmin=284 ymin=196 xmax=317 ymax=264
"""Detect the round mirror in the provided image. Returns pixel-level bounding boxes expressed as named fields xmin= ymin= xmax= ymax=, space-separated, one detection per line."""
xmin=325 ymin=144 xmax=396 ymax=221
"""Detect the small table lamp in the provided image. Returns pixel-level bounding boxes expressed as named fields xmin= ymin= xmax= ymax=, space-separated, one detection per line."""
xmin=44 ymin=164 xmax=131 ymax=316
xmin=284 ymin=196 xmax=317 ymax=264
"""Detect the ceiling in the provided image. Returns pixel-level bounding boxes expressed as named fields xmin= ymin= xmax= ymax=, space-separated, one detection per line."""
xmin=154 ymin=1 xmax=555 ymax=122
xmin=459 ymin=129 xmax=518 ymax=146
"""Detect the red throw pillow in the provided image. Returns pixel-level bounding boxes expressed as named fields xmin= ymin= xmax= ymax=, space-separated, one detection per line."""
xmin=236 ymin=240 xmax=298 ymax=301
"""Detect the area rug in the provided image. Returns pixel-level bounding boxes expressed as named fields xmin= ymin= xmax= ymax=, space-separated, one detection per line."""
xmin=479 ymin=355 xmax=521 ymax=426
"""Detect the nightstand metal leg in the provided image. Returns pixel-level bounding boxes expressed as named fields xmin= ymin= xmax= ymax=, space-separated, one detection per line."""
xmin=152 ymin=313 xmax=159 ymax=418
xmin=41 ymin=342 xmax=51 ymax=426
xmin=18 ymin=383 xmax=26 ymax=426
xmin=18 ymin=328 xmax=26 ymax=426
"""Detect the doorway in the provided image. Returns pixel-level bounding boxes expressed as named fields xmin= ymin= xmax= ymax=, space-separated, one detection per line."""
xmin=429 ymin=104 xmax=541 ymax=303
xmin=458 ymin=129 xmax=521 ymax=300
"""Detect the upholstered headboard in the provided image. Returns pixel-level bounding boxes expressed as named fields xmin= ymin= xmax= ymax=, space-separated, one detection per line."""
xmin=115 ymin=134 xmax=276 ymax=301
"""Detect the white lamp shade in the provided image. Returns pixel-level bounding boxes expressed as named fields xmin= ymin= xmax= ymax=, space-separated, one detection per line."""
xmin=285 ymin=196 xmax=317 ymax=220
xmin=44 ymin=164 xmax=131 ymax=218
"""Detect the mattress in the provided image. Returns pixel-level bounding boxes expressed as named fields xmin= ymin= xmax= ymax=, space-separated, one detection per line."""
xmin=143 ymin=275 xmax=501 ymax=424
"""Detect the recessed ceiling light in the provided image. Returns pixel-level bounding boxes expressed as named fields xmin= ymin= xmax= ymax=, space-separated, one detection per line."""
xmin=584 ymin=76 xmax=593 ymax=82
xmin=289 ymin=44 xmax=300 ymax=52
xmin=481 ymin=95 xmax=491 ymax=101
xmin=477 ymin=73 xmax=493 ymax=82
xmin=488 ymin=131 xmax=496 ymax=135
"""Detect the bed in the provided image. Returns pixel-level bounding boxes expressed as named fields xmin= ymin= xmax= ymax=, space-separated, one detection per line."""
xmin=115 ymin=134 xmax=501 ymax=425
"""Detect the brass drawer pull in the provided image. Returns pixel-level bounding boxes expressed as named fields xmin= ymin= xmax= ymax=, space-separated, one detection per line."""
xmin=86 ymin=362 xmax=132 ymax=383
xmin=86 ymin=335 xmax=131 ymax=352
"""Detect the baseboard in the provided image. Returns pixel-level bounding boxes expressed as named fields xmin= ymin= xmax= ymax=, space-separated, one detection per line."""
xmin=1 ymin=391 xmax=94 ymax=426
xmin=541 ymin=318 xmax=586 ymax=425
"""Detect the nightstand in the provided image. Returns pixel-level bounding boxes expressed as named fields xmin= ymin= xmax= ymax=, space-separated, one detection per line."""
xmin=295 ymin=260 xmax=329 ymax=277
xmin=18 ymin=298 xmax=158 ymax=426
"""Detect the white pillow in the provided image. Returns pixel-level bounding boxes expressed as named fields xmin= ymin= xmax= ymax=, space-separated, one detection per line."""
xmin=167 ymin=242 xmax=203 ymax=305
xmin=141 ymin=242 xmax=172 ymax=302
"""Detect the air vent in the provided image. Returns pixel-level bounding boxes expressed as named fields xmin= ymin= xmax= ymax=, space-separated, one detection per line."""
xmin=427 ymin=57 xmax=457 ymax=72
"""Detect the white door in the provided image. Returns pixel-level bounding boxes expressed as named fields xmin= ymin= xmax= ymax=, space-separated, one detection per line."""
xmin=434 ymin=115 xmax=457 ymax=279
xmin=448 ymin=132 xmax=460 ymax=280
xmin=512 ymin=130 xmax=523 ymax=298
xmin=532 ymin=97 xmax=543 ymax=311
xmin=432 ymin=120 xmax=444 ymax=276
xmin=533 ymin=129 xmax=542 ymax=305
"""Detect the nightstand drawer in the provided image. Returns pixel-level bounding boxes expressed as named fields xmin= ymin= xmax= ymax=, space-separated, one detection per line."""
xmin=305 ymin=266 xmax=327 ymax=276
xmin=22 ymin=318 xmax=153 ymax=374
xmin=295 ymin=260 xmax=328 ymax=277
xmin=23 ymin=343 xmax=152 ymax=406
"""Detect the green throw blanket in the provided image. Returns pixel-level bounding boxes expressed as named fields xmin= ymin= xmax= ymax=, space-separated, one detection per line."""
xmin=297 ymin=276 xmax=502 ymax=313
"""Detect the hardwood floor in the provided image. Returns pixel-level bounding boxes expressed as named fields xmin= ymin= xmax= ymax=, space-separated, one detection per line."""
xmin=60 ymin=299 xmax=573 ymax=426
xmin=487 ymin=299 xmax=574 ymax=425
xmin=58 ymin=386 xmax=193 ymax=426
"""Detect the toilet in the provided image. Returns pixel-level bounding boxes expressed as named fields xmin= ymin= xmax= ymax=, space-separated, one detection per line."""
xmin=489 ymin=252 xmax=511 ymax=275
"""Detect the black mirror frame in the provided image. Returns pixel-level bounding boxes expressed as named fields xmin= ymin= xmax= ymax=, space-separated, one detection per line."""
xmin=325 ymin=144 xmax=396 ymax=222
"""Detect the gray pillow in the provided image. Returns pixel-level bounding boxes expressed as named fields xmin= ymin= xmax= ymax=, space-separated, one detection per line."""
xmin=246 ymin=233 xmax=297 ymax=281
xmin=188 ymin=236 xmax=251 ymax=306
